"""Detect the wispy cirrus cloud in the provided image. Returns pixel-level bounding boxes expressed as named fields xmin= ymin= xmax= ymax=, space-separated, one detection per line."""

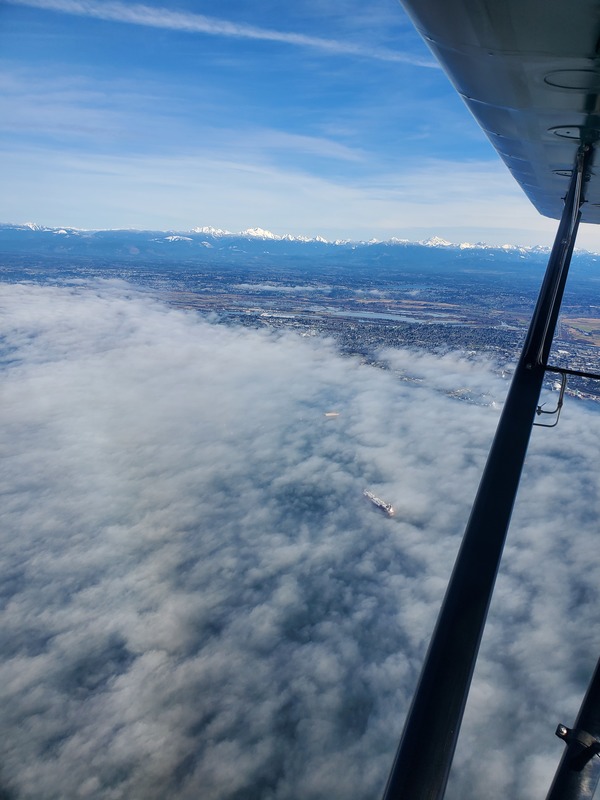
xmin=8 ymin=0 xmax=438 ymax=66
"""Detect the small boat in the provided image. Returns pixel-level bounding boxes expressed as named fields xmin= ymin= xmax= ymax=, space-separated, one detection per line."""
xmin=363 ymin=489 xmax=394 ymax=516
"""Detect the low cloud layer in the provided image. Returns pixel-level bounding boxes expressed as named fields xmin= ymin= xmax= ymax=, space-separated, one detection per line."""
xmin=1 ymin=282 xmax=599 ymax=799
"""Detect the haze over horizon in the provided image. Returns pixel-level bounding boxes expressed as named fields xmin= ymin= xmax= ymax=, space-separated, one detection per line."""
xmin=4 ymin=0 xmax=600 ymax=249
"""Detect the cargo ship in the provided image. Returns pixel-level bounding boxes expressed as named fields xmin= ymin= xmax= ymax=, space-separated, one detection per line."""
xmin=363 ymin=489 xmax=394 ymax=517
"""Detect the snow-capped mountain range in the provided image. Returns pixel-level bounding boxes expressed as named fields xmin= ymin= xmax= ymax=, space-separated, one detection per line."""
xmin=6 ymin=222 xmax=599 ymax=278
xmin=5 ymin=222 xmax=560 ymax=254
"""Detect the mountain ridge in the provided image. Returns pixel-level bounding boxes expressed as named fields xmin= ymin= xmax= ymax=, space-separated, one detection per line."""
xmin=1 ymin=222 xmax=567 ymax=254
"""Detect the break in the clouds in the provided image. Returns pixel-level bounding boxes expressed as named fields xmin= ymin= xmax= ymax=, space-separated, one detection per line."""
xmin=1 ymin=282 xmax=600 ymax=798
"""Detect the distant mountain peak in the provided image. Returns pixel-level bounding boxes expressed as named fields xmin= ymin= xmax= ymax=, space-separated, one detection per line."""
xmin=458 ymin=241 xmax=488 ymax=250
xmin=421 ymin=235 xmax=453 ymax=247
xmin=190 ymin=226 xmax=233 ymax=236
xmin=241 ymin=227 xmax=281 ymax=240
xmin=191 ymin=226 xmax=333 ymax=243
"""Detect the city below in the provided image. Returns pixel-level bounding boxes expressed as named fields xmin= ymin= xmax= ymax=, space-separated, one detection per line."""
xmin=3 ymin=222 xmax=600 ymax=402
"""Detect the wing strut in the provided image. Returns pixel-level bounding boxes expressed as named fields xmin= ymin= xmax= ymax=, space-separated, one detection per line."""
xmin=547 ymin=654 xmax=600 ymax=799
xmin=382 ymin=143 xmax=593 ymax=800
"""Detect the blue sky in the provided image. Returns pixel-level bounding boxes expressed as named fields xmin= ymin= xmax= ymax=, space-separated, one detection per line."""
xmin=3 ymin=0 xmax=600 ymax=247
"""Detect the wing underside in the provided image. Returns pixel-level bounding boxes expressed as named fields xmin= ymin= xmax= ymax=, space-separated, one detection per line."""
xmin=400 ymin=0 xmax=600 ymax=223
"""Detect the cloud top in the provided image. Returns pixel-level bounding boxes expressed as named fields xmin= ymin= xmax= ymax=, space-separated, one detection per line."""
xmin=1 ymin=281 xmax=599 ymax=798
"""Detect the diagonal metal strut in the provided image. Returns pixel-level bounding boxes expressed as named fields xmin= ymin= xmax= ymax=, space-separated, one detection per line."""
xmin=382 ymin=144 xmax=593 ymax=800
xmin=546 ymin=653 xmax=600 ymax=799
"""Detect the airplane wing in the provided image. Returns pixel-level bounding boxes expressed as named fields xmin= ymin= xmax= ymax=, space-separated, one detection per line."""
xmin=400 ymin=0 xmax=600 ymax=223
